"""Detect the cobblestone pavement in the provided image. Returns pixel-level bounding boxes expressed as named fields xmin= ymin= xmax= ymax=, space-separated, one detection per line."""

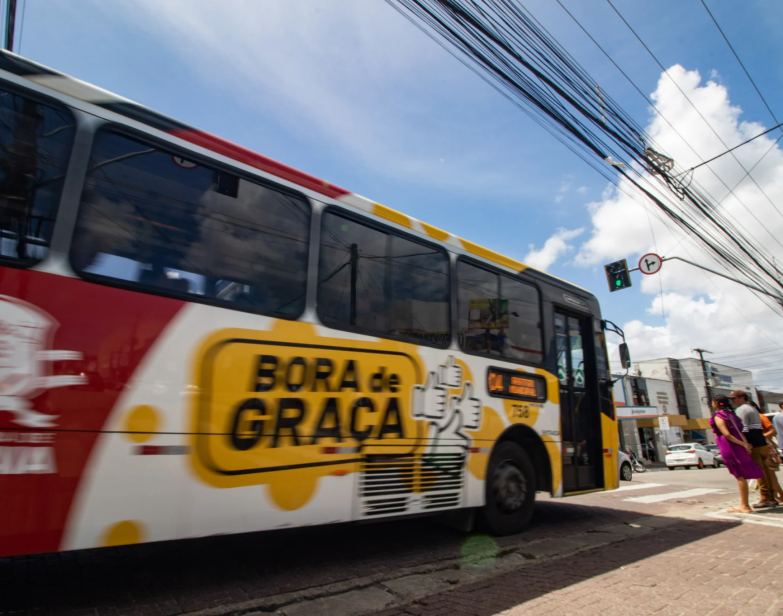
xmin=1 ymin=473 xmax=778 ymax=616
xmin=369 ymin=515 xmax=783 ymax=616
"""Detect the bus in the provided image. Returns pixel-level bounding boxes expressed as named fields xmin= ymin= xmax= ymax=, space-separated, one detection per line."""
xmin=0 ymin=50 xmax=620 ymax=558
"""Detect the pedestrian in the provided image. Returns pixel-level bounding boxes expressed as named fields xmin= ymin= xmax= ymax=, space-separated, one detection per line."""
xmin=710 ymin=395 xmax=764 ymax=514
xmin=729 ymin=390 xmax=777 ymax=508
xmin=756 ymin=404 xmax=783 ymax=504
xmin=647 ymin=440 xmax=656 ymax=463
xmin=773 ymin=404 xmax=783 ymax=447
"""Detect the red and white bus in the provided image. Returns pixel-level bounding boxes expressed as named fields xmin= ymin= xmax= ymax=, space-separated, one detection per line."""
xmin=0 ymin=50 xmax=619 ymax=558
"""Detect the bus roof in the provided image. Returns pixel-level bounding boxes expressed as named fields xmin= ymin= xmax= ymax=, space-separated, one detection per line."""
xmin=0 ymin=50 xmax=590 ymax=295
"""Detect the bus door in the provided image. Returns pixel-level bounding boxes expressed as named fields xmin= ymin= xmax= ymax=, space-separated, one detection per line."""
xmin=555 ymin=310 xmax=601 ymax=493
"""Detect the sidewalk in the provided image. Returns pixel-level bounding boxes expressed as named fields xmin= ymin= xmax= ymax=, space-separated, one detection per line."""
xmin=642 ymin=461 xmax=669 ymax=472
xmin=369 ymin=508 xmax=783 ymax=616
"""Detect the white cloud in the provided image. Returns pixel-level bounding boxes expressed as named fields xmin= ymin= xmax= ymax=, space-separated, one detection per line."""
xmin=577 ymin=65 xmax=783 ymax=389
xmin=577 ymin=186 xmax=588 ymax=194
xmin=87 ymin=0 xmax=526 ymax=196
xmin=524 ymin=228 xmax=584 ymax=271
xmin=554 ymin=178 xmax=573 ymax=203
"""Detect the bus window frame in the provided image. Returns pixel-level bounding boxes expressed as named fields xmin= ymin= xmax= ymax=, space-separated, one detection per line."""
xmin=0 ymin=80 xmax=79 ymax=270
xmin=69 ymin=123 xmax=313 ymax=320
xmin=316 ymin=204 xmax=452 ymax=350
xmin=455 ymin=255 xmax=545 ymax=368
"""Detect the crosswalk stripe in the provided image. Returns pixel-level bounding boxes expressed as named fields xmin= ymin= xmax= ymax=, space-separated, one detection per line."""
xmin=615 ymin=483 xmax=664 ymax=492
xmin=624 ymin=488 xmax=723 ymax=503
xmin=706 ymin=511 xmax=783 ymax=529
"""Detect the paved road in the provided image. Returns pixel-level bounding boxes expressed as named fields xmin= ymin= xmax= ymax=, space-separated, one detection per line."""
xmin=634 ymin=466 xmax=740 ymax=490
xmin=1 ymin=469 xmax=781 ymax=616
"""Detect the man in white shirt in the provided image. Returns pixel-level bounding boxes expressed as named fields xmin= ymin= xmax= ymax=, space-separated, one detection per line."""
xmin=774 ymin=403 xmax=783 ymax=442
xmin=729 ymin=390 xmax=776 ymax=508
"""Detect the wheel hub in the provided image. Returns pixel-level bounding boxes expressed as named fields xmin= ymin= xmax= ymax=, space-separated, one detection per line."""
xmin=492 ymin=460 xmax=527 ymax=513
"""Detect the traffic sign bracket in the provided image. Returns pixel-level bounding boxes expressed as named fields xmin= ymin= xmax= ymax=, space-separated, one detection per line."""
xmin=630 ymin=256 xmax=783 ymax=301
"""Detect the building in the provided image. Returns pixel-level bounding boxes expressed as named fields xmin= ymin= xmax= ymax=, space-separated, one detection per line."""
xmin=758 ymin=390 xmax=783 ymax=414
xmin=612 ymin=374 xmax=682 ymax=463
xmin=633 ymin=357 xmax=757 ymax=444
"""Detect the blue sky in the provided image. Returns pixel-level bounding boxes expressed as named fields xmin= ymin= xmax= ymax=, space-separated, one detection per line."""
xmin=16 ymin=0 xmax=783 ymax=385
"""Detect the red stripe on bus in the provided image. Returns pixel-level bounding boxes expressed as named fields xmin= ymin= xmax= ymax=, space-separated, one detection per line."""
xmin=0 ymin=270 xmax=185 ymax=557
xmin=169 ymin=129 xmax=351 ymax=199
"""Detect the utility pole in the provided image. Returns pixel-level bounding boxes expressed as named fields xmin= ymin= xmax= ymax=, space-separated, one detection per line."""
xmin=4 ymin=0 xmax=16 ymax=52
xmin=349 ymin=243 xmax=358 ymax=326
xmin=693 ymin=348 xmax=713 ymax=410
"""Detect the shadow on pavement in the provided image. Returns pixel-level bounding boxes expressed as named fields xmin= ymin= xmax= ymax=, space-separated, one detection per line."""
xmin=371 ymin=516 xmax=742 ymax=616
xmin=0 ymin=500 xmax=739 ymax=616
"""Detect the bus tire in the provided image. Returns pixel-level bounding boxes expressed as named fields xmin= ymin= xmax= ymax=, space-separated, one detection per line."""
xmin=482 ymin=441 xmax=536 ymax=535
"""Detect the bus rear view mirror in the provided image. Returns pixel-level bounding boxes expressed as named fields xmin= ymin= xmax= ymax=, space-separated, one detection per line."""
xmin=619 ymin=342 xmax=631 ymax=369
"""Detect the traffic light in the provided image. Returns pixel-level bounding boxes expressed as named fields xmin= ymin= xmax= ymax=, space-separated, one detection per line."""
xmin=604 ymin=259 xmax=632 ymax=292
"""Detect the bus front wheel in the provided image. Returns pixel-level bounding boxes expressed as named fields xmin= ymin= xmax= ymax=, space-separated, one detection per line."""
xmin=482 ymin=441 xmax=536 ymax=535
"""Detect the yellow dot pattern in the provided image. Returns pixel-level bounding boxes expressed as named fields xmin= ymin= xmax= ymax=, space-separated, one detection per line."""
xmin=124 ymin=405 xmax=161 ymax=443
xmin=101 ymin=520 xmax=144 ymax=547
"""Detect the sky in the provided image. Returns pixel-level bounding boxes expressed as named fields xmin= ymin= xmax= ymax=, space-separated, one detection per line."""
xmin=15 ymin=0 xmax=783 ymax=389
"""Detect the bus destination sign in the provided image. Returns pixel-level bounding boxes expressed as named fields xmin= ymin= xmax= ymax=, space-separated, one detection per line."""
xmin=487 ymin=367 xmax=546 ymax=402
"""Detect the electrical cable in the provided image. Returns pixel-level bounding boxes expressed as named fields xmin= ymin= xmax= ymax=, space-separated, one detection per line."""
xmin=685 ymin=121 xmax=783 ymax=173
xmin=16 ymin=0 xmax=23 ymax=54
xmin=387 ymin=0 xmax=783 ymax=318
xmin=699 ymin=0 xmax=781 ymax=134
xmin=606 ymin=0 xmax=783 ymax=223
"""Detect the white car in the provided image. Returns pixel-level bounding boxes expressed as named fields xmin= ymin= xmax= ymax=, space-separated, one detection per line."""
xmin=618 ymin=451 xmax=633 ymax=481
xmin=665 ymin=443 xmax=718 ymax=470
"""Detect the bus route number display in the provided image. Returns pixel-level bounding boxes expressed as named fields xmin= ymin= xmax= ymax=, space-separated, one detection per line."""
xmin=487 ymin=367 xmax=545 ymax=402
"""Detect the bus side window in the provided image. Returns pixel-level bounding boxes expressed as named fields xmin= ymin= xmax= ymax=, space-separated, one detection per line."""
xmin=317 ymin=211 xmax=450 ymax=347
xmin=71 ymin=130 xmax=310 ymax=318
xmin=500 ymin=275 xmax=542 ymax=363
xmin=0 ymin=87 xmax=75 ymax=265
xmin=456 ymin=260 xmax=542 ymax=364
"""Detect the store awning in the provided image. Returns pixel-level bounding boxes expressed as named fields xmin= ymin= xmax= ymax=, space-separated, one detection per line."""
xmin=685 ymin=418 xmax=712 ymax=430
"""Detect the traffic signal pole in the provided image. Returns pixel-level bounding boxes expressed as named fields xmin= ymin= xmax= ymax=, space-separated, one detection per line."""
xmin=629 ymin=256 xmax=783 ymax=301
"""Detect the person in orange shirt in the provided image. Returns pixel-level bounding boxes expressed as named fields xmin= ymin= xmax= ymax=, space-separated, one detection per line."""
xmin=752 ymin=400 xmax=783 ymax=504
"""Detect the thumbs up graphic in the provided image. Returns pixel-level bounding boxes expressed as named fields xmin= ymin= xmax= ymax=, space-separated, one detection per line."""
xmin=438 ymin=355 xmax=462 ymax=389
xmin=412 ymin=371 xmax=447 ymax=421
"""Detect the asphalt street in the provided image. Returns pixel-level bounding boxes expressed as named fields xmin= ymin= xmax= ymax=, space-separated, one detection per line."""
xmin=634 ymin=465 xmax=742 ymax=490
xmin=2 ymin=465 xmax=781 ymax=616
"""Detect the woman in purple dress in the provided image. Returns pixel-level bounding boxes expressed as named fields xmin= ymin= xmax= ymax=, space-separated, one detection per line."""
xmin=710 ymin=395 xmax=764 ymax=513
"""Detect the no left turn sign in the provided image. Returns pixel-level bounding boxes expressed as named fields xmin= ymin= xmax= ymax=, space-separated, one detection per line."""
xmin=639 ymin=253 xmax=662 ymax=275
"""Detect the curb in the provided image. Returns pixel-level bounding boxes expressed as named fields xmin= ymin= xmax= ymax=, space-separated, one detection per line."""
xmin=179 ymin=514 xmax=686 ymax=616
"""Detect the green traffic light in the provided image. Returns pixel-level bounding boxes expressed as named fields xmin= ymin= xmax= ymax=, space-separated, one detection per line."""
xmin=604 ymin=260 xmax=632 ymax=292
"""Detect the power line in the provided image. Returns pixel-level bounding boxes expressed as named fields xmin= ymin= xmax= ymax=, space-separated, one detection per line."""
xmin=699 ymin=0 xmax=781 ymax=133
xmin=598 ymin=0 xmax=783 ymax=299
xmin=605 ymin=0 xmax=783 ymax=221
xmin=685 ymin=120 xmax=783 ymax=173
xmin=553 ymin=0 xmax=783 ymax=316
xmin=16 ymin=0 xmax=23 ymax=55
xmin=388 ymin=0 xmax=783 ymax=314
xmin=547 ymin=0 xmax=783 ymax=289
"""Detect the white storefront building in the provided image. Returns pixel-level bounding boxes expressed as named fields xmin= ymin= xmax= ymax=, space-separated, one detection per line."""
xmin=613 ymin=375 xmax=683 ymax=463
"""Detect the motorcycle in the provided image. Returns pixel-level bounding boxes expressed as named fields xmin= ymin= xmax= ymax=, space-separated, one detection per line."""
xmin=627 ymin=450 xmax=647 ymax=473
